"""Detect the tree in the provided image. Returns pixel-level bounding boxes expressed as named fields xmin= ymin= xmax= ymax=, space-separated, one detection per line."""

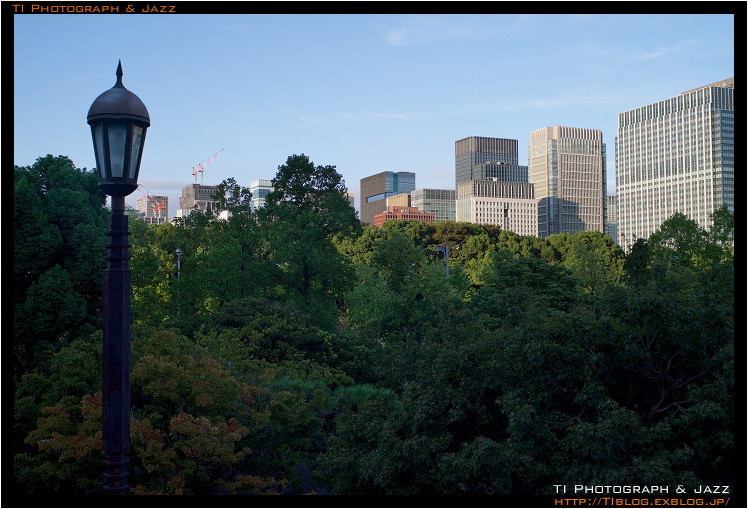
xmin=264 ymin=154 xmax=357 ymax=232
xmin=561 ymin=231 xmax=624 ymax=295
xmin=369 ymin=231 xmax=427 ymax=291
xmin=708 ymin=205 xmax=734 ymax=248
xmin=259 ymin=154 xmax=360 ymax=328
xmin=14 ymin=155 xmax=107 ymax=379
xmin=211 ymin=177 xmax=252 ymax=215
xmin=470 ymin=251 xmax=580 ymax=329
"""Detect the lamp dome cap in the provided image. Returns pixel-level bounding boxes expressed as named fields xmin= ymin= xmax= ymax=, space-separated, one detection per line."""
xmin=87 ymin=61 xmax=150 ymax=125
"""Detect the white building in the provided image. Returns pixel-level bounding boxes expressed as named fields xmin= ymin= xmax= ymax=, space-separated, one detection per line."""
xmin=250 ymin=179 xmax=274 ymax=211
xmin=616 ymin=78 xmax=734 ymax=246
xmin=456 ymin=179 xmax=538 ymax=236
xmin=135 ymin=195 xmax=169 ymax=224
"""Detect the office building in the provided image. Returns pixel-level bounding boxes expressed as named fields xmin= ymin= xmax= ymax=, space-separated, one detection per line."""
xmin=250 ymin=179 xmax=274 ymax=211
xmin=176 ymin=183 xmax=220 ymax=218
xmin=386 ymin=193 xmax=412 ymax=208
xmin=529 ymin=126 xmax=606 ymax=237
xmin=373 ymin=206 xmax=434 ymax=228
xmin=456 ymin=179 xmax=538 ymax=236
xmin=616 ymin=78 xmax=734 ymax=245
xmin=135 ymin=195 xmax=169 ymax=224
xmin=455 ymin=136 xmax=528 ymax=187
xmin=360 ymin=171 xmax=416 ymax=225
xmin=605 ymin=195 xmax=619 ymax=244
xmin=411 ymin=188 xmax=456 ymax=222
xmin=455 ymin=136 xmax=534 ymax=234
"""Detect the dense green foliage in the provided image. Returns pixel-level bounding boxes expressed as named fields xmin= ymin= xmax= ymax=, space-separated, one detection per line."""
xmin=14 ymin=156 xmax=108 ymax=380
xmin=14 ymin=155 xmax=735 ymax=496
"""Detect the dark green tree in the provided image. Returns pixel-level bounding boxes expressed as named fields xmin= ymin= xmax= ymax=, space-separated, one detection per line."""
xmin=211 ymin=177 xmax=252 ymax=215
xmin=258 ymin=154 xmax=361 ymax=328
xmin=13 ymin=155 xmax=107 ymax=379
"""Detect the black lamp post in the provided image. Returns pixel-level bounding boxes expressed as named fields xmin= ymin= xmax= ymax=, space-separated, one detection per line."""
xmin=87 ymin=61 xmax=150 ymax=495
xmin=435 ymin=245 xmax=450 ymax=277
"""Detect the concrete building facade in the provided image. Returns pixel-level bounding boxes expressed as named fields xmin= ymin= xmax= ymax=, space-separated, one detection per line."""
xmin=615 ymin=78 xmax=734 ymax=246
xmin=386 ymin=193 xmax=412 ymax=208
xmin=176 ymin=184 xmax=220 ymax=218
xmin=456 ymin=180 xmax=538 ymax=236
xmin=529 ymin=126 xmax=607 ymax=237
xmin=136 ymin=195 xmax=169 ymax=224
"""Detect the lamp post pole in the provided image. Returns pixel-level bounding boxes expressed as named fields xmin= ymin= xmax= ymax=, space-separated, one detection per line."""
xmin=436 ymin=245 xmax=450 ymax=277
xmin=88 ymin=61 xmax=150 ymax=495
xmin=102 ymin=194 xmax=131 ymax=494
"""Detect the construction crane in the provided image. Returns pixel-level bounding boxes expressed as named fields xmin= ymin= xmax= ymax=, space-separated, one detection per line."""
xmin=136 ymin=183 xmax=167 ymax=220
xmin=191 ymin=148 xmax=224 ymax=184
xmin=151 ymin=199 xmax=166 ymax=217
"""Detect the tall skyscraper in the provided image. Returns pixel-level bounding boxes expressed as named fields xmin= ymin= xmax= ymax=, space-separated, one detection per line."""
xmin=616 ymin=78 xmax=734 ymax=245
xmin=455 ymin=136 xmax=528 ymax=187
xmin=529 ymin=126 xmax=607 ymax=237
xmin=455 ymin=136 xmax=535 ymax=234
xmin=411 ymin=188 xmax=456 ymax=222
xmin=360 ymin=171 xmax=416 ymax=225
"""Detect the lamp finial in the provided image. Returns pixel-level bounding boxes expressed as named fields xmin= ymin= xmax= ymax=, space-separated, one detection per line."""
xmin=115 ymin=60 xmax=124 ymax=88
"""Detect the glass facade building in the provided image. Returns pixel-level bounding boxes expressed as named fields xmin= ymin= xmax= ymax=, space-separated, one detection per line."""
xmin=411 ymin=188 xmax=456 ymax=222
xmin=455 ymin=137 xmax=528 ymax=187
xmin=616 ymin=78 xmax=734 ymax=246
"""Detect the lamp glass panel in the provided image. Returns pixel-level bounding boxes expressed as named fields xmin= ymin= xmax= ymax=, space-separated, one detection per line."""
xmin=129 ymin=125 xmax=144 ymax=180
xmin=93 ymin=123 xmax=107 ymax=178
xmin=107 ymin=121 xmax=128 ymax=178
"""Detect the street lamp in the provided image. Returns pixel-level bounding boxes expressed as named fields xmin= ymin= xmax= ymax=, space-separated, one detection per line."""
xmin=175 ymin=248 xmax=182 ymax=279
xmin=435 ymin=245 xmax=450 ymax=277
xmin=87 ymin=61 xmax=150 ymax=495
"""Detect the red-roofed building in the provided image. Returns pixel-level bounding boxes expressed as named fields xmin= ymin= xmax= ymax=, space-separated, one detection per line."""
xmin=373 ymin=206 xmax=435 ymax=228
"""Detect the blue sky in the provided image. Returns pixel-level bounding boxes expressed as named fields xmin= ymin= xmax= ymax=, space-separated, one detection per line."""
xmin=13 ymin=12 xmax=735 ymax=217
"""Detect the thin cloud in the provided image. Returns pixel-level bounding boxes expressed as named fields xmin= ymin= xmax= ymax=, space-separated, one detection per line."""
xmin=633 ymin=39 xmax=697 ymax=61
xmin=475 ymin=94 xmax=623 ymax=113
xmin=281 ymin=108 xmax=333 ymax=126
xmin=343 ymin=112 xmax=412 ymax=121
xmin=382 ymin=15 xmax=499 ymax=47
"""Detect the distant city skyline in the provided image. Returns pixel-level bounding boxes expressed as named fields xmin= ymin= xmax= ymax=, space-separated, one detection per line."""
xmin=12 ymin=11 xmax=735 ymax=218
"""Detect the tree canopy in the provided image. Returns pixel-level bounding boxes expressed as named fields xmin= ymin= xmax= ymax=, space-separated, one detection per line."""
xmin=13 ymin=154 xmax=735 ymax=498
